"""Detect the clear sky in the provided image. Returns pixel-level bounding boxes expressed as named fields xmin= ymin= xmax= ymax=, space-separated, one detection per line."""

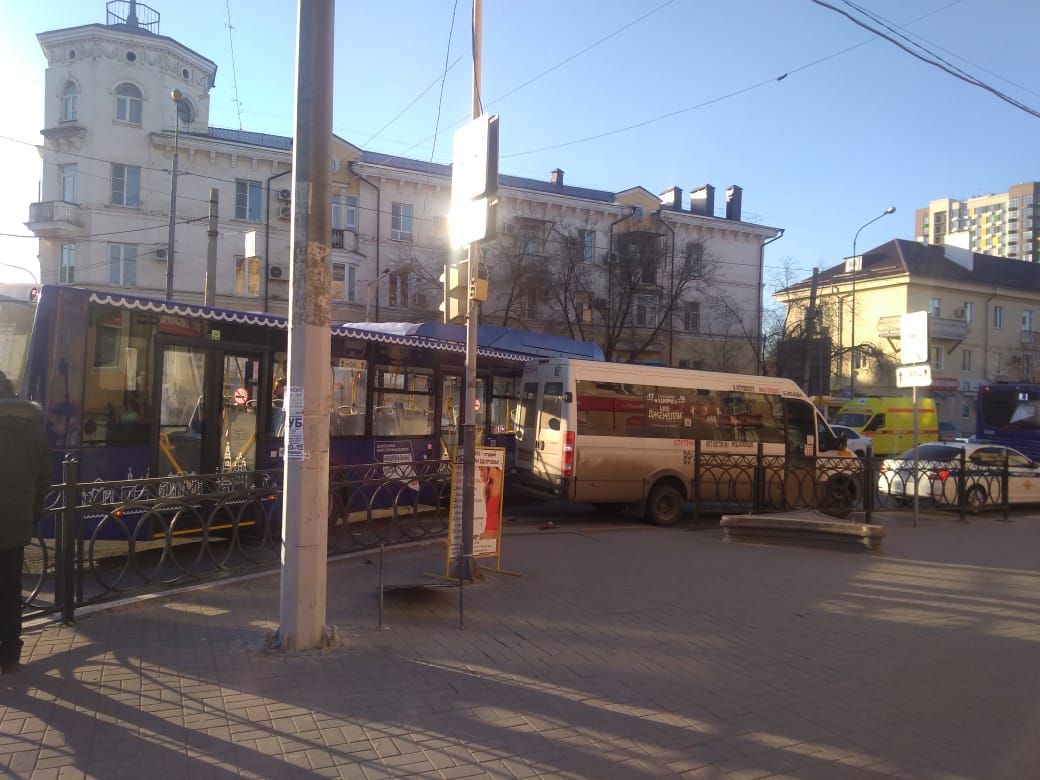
xmin=1 ymin=0 xmax=1037 ymax=299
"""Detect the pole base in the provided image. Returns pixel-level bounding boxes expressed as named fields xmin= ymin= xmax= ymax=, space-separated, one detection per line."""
xmin=449 ymin=556 xmax=485 ymax=583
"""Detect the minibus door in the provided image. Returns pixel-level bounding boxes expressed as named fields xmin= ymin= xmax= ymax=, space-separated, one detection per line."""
xmin=516 ymin=377 xmax=565 ymax=488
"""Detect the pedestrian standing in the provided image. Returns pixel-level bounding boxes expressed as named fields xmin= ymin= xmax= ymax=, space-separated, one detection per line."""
xmin=0 ymin=369 xmax=52 ymax=674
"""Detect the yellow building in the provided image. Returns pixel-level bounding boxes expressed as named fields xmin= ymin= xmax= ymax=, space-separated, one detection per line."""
xmin=776 ymin=239 xmax=1040 ymax=436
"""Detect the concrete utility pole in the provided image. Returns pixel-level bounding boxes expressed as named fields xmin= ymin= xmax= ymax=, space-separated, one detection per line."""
xmin=165 ymin=89 xmax=183 ymax=300
xmin=204 ymin=188 xmax=218 ymax=306
xmin=276 ymin=0 xmax=335 ymax=653
xmin=459 ymin=0 xmax=484 ymax=583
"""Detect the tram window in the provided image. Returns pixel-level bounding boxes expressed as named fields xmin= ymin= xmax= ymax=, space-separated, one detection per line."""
xmin=83 ymin=307 xmax=155 ymax=445
xmin=268 ymin=353 xmax=287 ymax=437
xmin=331 ymin=358 xmax=367 ymax=436
xmin=374 ymin=364 xmax=434 ymax=436
xmin=490 ymin=376 xmax=517 ymax=434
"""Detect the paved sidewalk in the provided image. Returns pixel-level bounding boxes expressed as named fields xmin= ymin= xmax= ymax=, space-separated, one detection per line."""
xmin=3 ymin=508 xmax=1040 ymax=779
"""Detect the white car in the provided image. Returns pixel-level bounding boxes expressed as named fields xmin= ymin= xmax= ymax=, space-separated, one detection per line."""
xmin=829 ymin=425 xmax=873 ymax=457
xmin=877 ymin=441 xmax=1040 ymax=511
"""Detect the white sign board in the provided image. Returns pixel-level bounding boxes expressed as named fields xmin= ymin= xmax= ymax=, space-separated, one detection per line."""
xmin=900 ymin=311 xmax=929 ymax=365
xmin=896 ymin=364 xmax=932 ymax=388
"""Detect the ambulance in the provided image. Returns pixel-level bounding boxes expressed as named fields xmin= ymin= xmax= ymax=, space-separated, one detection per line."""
xmin=832 ymin=396 xmax=939 ymax=455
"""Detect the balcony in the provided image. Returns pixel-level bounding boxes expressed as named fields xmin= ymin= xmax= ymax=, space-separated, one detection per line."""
xmin=27 ymin=201 xmax=82 ymax=238
xmin=330 ymin=228 xmax=357 ymax=252
xmin=877 ymin=314 xmax=969 ymax=344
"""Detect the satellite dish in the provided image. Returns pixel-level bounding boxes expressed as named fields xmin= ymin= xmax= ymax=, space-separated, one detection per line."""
xmin=631 ymin=205 xmax=646 ymax=221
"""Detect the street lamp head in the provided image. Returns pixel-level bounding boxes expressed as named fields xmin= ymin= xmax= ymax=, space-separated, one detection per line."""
xmin=885 ymin=206 xmax=896 ymax=215
xmin=171 ymin=89 xmax=182 ymax=103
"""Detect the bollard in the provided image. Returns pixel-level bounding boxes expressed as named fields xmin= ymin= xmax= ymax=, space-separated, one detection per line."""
xmin=957 ymin=449 xmax=968 ymax=523
xmin=753 ymin=442 xmax=765 ymax=512
xmin=377 ymin=543 xmax=384 ymax=630
xmin=691 ymin=440 xmax=702 ymax=527
xmin=57 ymin=456 xmax=79 ymax=624
xmin=1001 ymin=449 xmax=1011 ymax=523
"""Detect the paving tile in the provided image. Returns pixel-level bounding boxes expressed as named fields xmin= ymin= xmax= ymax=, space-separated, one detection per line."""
xmin=6 ymin=514 xmax=1040 ymax=777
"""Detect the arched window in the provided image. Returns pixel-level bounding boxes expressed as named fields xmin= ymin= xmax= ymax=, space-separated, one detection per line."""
xmin=61 ymin=81 xmax=78 ymax=122
xmin=114 ymin=83 xmax=143 ymax=125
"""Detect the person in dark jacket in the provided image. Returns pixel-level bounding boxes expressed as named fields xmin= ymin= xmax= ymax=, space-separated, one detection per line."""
xmin=0 ymin=370 xmax=52 ymax=674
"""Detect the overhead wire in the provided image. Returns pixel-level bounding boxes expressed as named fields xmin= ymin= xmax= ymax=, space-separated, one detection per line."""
xmin=809 ymin=0 xmax=1040 ymax=120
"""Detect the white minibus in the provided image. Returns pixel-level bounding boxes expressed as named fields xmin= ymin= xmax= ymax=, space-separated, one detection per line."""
xmin=514 ymin=359 xmax=855 ymax=524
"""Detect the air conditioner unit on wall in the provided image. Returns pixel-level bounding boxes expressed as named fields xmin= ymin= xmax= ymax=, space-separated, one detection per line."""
xmin=154 ymin=247 xmax=167 ymax=260
xmin=278 ymin=206 xmax=292 ymax=219
xmin=503 ymin=222 xmax=516 ymax=235
xmin=277 ymin=188 xmax=292 ymax=202
xmin=268 ymin=266 xmax=284 ymax=280
xmin=413 ymin=292 xmax=430 ymax=307
xmin=955 ymin=307 xmax=966 ymax=319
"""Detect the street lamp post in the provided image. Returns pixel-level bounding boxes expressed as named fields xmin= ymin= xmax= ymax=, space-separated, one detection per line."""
xmin=849 ymin=206 xmax=896 ymax=397
xmin=165 ymin=89 xmax=183 ymax=300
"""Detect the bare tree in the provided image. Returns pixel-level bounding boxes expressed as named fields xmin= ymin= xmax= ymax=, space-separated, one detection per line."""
xmin=539 ymin=219 xmax=712 ymax=363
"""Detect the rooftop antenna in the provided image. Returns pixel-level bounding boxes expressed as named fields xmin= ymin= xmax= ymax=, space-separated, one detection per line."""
xmin=224 ymin=0 xmax=244 ymax=129
xmin=127 ymin=1 xmax=139 ymax=27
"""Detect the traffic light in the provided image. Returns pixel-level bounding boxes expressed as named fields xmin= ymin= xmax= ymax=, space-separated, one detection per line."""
xmin=439 ymin=261 xmax=468 ymax=324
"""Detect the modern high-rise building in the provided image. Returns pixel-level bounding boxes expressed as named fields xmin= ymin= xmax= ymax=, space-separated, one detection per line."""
xmin=915 ymin=182 xmax=1040 ymax=263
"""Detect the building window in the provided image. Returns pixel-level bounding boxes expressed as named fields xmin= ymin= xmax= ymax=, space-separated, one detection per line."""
xmin=994 ymin=305 xmax=1005 ymax=329
xmin=682 ymin=302 xmax=700 ymax=333
xmin=61 ymin=81 xmax=78 ymax=122
xmin=390 ymin=203 xmax=412 ymax=241
xmin=579 ymin=229 xmax=595 ymax=263
xmin=114 ymin=83 xmax=143 ymax=125
xmin=387 ymin=271 xmax=408 ymax=307
xmin=519 ymin=286 xmax=539 ymax=319
xmin=684 ymin=242 xmax=703 ymax=276
xmin=932 ymin=346 xmax=944 ymax=371
xmin=235 ymin=180 xmax=262 ymax=222
xmin=1024 ymin=310 xmax=1035 ymax=333
xmin=994 ymin=352 xmax=1003 ymax=375
xmin=60 ymin=242 xmax=76 ymax=283
xmin=634 ymin=294 xmax=657 ymax=327
xmin=110 ymin=164 xmax=141 ymax=207
xmin=928 ymin=297 xmax=942 ymax=318
xmin=60 ymin=163 xmax=78 ymax=202
xmin=963 ymin=302 xmax=974 ymax=324
xmin=962 ymin=349 xmax=974 ymax=372
xmin=233 ymin=255 xmax=260 ymax=297
xmin=332 ymin=195 xmax=357 ymax=231
xmin=108 ymin=244 xmax=137 ymax=287
xmin=332 ymin=262 xmax=357 ymax=302
xmin=852 ymin=346 xmax=866 ymax=371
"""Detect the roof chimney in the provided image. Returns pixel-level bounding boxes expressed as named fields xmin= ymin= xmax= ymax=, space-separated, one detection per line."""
xmin=551 ymin=168 xmax=564 ymax=187
xmin=690 ymin=184 xmax=715 ymax=217
xmin=725 ymin=185 xmax=743 ymax=221
xmin=658 ymin=186 xmax=683 ymax=211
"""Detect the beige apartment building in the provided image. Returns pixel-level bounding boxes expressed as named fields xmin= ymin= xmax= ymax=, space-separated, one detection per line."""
xmin=776 ymin=239 xmax=1040 ymax=435
xmin=916 ymin=182 xmax=1040 ymax=263
xmin=24 ymin=3 xmax=779 ymax=372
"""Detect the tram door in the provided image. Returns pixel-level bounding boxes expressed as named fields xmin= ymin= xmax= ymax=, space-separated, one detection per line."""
xmin=157 ymin=344 xmax=263 ymax=475
xmin=440 ymin=374 xmax=487 ymax=459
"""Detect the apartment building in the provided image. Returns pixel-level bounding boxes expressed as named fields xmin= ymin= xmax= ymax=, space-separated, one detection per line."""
xmin=776 ymin=239 xmax=1040 ymax=434
xmin=915 ymin=182 xmax=1040 ymax=263
xmin=25 ymin=3 xmax=779 ymax=371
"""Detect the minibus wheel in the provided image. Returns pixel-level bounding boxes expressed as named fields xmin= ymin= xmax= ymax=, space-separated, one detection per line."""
xmin=646 ymin=482 xmax=683 ymax=526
